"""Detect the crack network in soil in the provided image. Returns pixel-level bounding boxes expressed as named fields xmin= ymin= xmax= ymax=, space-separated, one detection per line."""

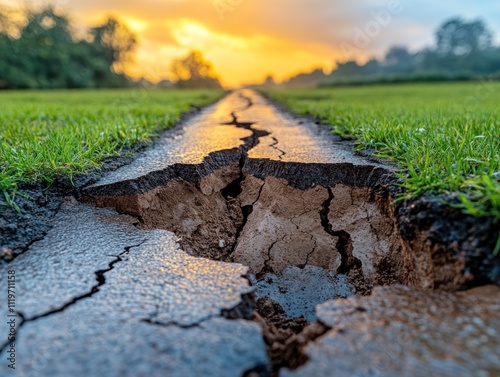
xmin=319 ymin=187 xmax=368 ymax=292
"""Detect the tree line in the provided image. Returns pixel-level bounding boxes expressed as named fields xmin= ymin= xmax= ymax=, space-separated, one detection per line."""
xmin=284 ymin=17 xmax=500 ymax=87
xmin=0 ymin=6 xmax=136 ymax=89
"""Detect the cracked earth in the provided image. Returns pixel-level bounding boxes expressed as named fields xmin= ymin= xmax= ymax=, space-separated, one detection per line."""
xmin=1 ymin=90 xmax=499 ymax=377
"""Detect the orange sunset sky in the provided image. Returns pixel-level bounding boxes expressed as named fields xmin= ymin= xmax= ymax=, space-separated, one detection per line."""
xmin=2 ymin=0 xmax=500 ymax=87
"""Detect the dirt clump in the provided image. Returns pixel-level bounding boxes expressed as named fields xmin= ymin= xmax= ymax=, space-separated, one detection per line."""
xmin=253 ymin=296 xmax=327 ymax=377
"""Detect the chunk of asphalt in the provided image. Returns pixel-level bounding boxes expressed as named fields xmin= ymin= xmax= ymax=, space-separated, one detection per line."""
xmin=282 ymin=285 xmax=500 ymax=377
xmin=0 ymin=199 xmax=267 ymax=375
xmin=6 ymin=315 xmax=267 ymax=377
xmin=238 ymin=90 xmax=388 ymax=166
xmin=0 ymin=198 xmax=146 ymax=321
xmin=85 ymin=94 xmax=253 ymax=197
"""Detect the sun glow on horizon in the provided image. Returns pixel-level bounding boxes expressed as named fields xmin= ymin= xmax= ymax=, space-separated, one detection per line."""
xmin=52 ymin=1 xmax=345 ymax=88
xmin=119 ymin=16 xmax=338 ymax=88
xmin=1 ymin=0 xmax=445 ymax=87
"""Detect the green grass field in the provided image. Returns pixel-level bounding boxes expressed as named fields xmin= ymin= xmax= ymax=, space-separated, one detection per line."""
xmin=267 ymin=83 xmax=500 ymax=239
xmin=0 ymin=89 xmax=223 ymax=205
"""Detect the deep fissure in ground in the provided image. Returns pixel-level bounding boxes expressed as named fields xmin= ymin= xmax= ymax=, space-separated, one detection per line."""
xmin=91 ymin=154 xmax=410 ymax=374
xmin=84 ymin=95 xmax=499 ymax=375
xmin=2 ymin=93 xmax=499 ymax=375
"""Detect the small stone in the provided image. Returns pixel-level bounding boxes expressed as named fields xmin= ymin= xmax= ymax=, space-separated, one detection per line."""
xmin=0 ymin=247 xmax=14 ymax=261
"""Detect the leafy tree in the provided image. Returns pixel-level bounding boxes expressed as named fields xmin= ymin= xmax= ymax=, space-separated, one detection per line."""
xmin=282 ymin=68 xmax=328 ymax=88
xmin=334 ymin=61 xmax=364 ymax=77
xmin=385 ymin=46 xmax=413 ymax=67
xmin=0 ymin=6 xmax=136 ymax=89
xmin=436 ymin=18 xmax=493 ymax=55
xmin=171 ymin=50 xmax=222 ymax=89
xmin=90 ymin=18 xmax=136 ymax=72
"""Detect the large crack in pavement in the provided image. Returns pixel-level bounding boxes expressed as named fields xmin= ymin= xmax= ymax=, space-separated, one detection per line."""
xmin=83 ymin=92 xmax=410 ymax=375
xmin=320 ymin=188 xmax=352 ymax=274
xmin=82 ymin=91 xmax=500 ymax=375
xmin=319 ymin=187 xmax=367 ymax=292
xmin=6 ymin=90 xmax=498 ymax=376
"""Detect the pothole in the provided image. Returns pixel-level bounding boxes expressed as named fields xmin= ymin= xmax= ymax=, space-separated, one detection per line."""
xmin=91 ymin=158 xmax=407 ymax=375
xmin=84 ymin=93 xmax=499 ymax=375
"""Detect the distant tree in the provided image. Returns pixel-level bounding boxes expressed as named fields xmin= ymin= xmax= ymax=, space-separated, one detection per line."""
xmin=334 ymin=61 xmax=364 ymax=77
xmin=155 ymin=79 xmax=174 ymax=89
xmin=171 ymin=51 xmax=222 ymax=89
xmin=0 ymin=6 xmax=136 ymax=89
xmin=263 ymin=74 xmax=276 ymax=86
xmin=283 ymin=68 xmax=328 ymax=88
xmin=436 ymin=18 xmax=493 ymax=55
xmin=362 ymin=59 xmax=381 ymax=76
xmin=90 ymin=18 xmax=136 ymax=71
xmin=171 ymin=50 xmax=215 ymax=81
xmin=0 ymin=6 xmax=75 ymax=88
xmin=385 ymin=46 xmax=412 ymax=66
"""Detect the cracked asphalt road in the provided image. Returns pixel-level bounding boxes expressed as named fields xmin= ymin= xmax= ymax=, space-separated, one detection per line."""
xmin=1 ymin=90 xmax=499 ymax=377
xmin=0 ymin=198 xmax=265 ymax=377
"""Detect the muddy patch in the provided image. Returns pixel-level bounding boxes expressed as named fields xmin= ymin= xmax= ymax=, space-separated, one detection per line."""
xmin=250 ymin=266 xmax=353 ymax=321
xmin=252 ymin=297 xmax=325 ymax=376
